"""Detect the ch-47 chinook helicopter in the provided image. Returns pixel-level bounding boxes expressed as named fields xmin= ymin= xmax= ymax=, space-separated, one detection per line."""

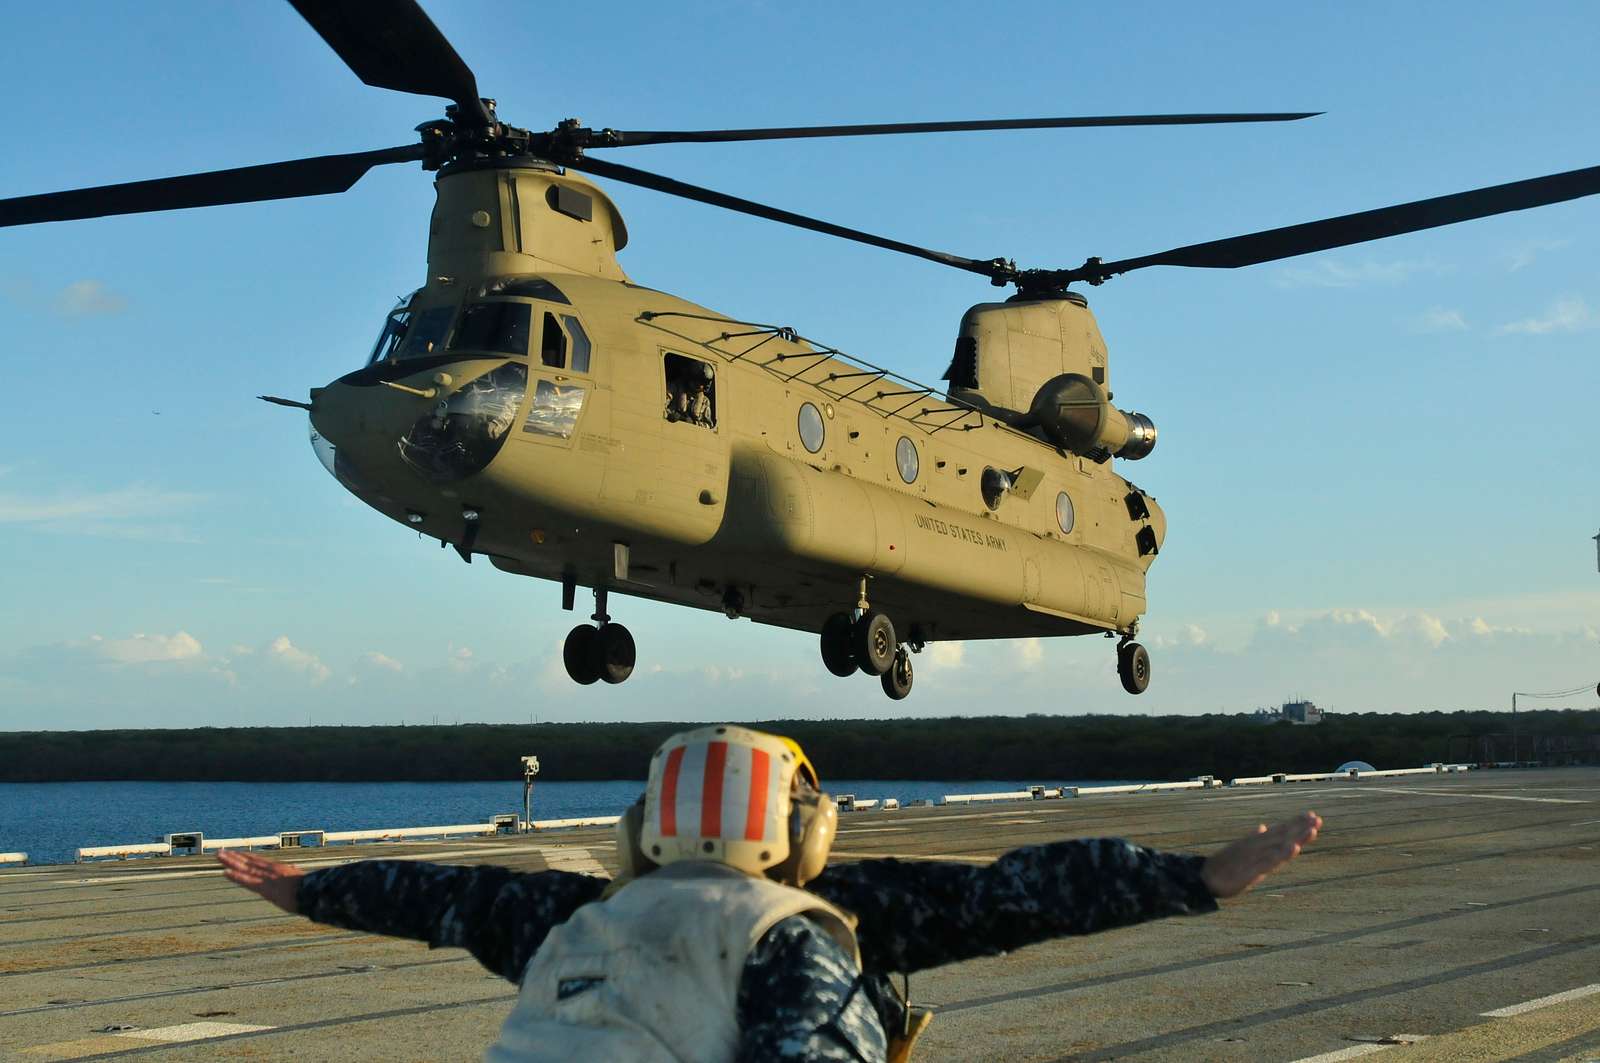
xmin=5 ymin=2 xmax=1599 ymax=702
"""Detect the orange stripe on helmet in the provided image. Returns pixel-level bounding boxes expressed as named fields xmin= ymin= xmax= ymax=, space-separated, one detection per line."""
xmin=745 ymin=748 xmax=770 ymax=841
xmin=659 ymin=744 xmax=685 ymax=837
xmin=701 ymin=740 xmax=727 ymax=838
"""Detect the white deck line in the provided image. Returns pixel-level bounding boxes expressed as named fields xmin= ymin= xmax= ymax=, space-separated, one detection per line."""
xmin=117 ymin=1021 xmax=276 ymax=1042
xmin=1287 ymin=1045 xmax=1390 ymax=1062
xmin=1363 ymin=787 xmax=1586 ymax=805
xmin=1480 ymin=982 xmax=1600 ymax=1017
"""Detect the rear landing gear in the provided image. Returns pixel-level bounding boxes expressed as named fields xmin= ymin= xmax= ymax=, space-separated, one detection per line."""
xmin=1117 ymin=639 xmax=1150 ymax=695
xmin=819 ymin=613 xmax=857 ymax=677
xmin=563 ymin=587 xmax=637 ymax=686
xmin=817 ymin=608 xmax=914 ymax=698
xmin=881 ymin=646 xmax=913 ymax=700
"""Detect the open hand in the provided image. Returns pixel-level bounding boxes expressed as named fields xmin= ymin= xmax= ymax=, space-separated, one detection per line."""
xmin=217 ymin=849 xmax=305 ymax=914
xmin=1201 ymin=811 xmax=1322 ymax=899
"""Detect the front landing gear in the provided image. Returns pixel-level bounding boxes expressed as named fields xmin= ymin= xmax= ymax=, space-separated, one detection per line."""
xmin=563 ymin=587 xmax=636 ymax=686
xmin=1117 ymin=639 xmax=1151 ymax=695
xmin=563 ymin=622 xmax=636 ymax=685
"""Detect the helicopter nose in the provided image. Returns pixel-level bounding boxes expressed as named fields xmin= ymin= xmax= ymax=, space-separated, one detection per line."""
xmin=307 ymin=375 xmax=438 ymax=494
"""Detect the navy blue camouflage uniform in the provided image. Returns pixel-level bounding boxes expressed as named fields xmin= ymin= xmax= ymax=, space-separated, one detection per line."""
xmin=298 ymin=839 xmax=1217 ymax=1062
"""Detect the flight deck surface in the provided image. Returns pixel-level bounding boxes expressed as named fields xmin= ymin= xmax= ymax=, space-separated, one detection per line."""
xmin=4 ymin=767 xmax=1600 ymax=1061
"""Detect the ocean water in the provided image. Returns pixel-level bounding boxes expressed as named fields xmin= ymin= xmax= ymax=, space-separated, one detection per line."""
xmin=0 ymin=778 xmax=1101 ymax=866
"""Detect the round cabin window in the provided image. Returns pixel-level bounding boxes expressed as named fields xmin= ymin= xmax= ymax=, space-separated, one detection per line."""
xmin=895 ymin=436 xmax=919 ymax=483
xmin=1055 ymin=491 xmax=1076 ymax=534
xmin=798 ymin=403 xmax=825 ymax=453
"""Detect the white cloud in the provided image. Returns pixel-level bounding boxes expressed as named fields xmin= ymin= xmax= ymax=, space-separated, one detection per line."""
xmin=1507 ymin=238 xmax=1570 ymax=272
xmin=1412 ymin=307 xmax=1468 ymax=333
xmin=1497 ymin=297 xmax=1594 ymax=335
xmin=359 ymin=651 xmax=404 ymax=672
xmin=266 ymin=636 xmax=331 ymax=684
xmin=1152 ymin=624 xmax=1210 ymax=650
xmin=925 ymin=642 xmax=965 ymax=670
xmin=55 ymin=279 xmax=128 ymax=317
xmin=90 ymin=631 xmax=204 ymax=665
xmin=1015 ymin=638 xmax=1044 ymax=669
xmin=0 ymin=484 xmax=200 ymax=525
xmin=1275 ymin=258 xmax=1447 ymax=289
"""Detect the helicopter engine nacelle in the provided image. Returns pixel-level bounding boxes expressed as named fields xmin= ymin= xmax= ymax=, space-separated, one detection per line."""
xmin=1019 ymin=373 xmax=1157 ymax=460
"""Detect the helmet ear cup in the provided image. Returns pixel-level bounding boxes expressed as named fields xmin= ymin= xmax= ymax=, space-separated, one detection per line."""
xmin=794 ymin=793 xmax=836 ymax=885
xmin=770 ymin=790 xmax=836 ymax=886
xmin=615 ymin=801 xmax=657 ymax=879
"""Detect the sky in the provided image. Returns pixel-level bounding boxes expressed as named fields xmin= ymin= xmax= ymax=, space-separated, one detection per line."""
xmin=1 ymin=1 xmax=1597 ymax=731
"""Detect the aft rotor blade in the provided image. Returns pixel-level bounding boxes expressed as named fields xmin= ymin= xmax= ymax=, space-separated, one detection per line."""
xmin=600 ymin=112 xmax=1322 ymax=148
xmin=0 ymin=144 xmax=425 ymax=227
xmin=1087 ymin=162 xmax=1600 ymax=280
xmin=288 ymin=0 xmax=490 ymax=124
xmin=567 ymin=155 xmax=1008 ymax=280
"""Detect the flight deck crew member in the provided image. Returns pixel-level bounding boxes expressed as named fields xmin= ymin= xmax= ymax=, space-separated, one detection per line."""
xmin=219 ymin=725 xmax=1322 ymax=1062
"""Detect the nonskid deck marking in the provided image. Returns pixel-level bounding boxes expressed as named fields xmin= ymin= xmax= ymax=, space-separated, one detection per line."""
xmin=20 ymin=994 xmax=514 ymax=1061
xmin=934 ymin=880 xmax=1600 ymax=1015
xmin=1053 ymin=933 xmax=1600 ymax=1063
xmin=0 ymin=954 xmax=470 ymax=1019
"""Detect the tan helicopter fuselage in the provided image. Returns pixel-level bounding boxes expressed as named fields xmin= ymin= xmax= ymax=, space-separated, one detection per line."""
xmin=310 ymin=160 xmax=1165 ymax=646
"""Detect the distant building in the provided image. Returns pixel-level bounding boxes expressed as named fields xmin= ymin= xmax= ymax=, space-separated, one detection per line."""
xmin=1251 ymin=699 xmax=1326 ymax=725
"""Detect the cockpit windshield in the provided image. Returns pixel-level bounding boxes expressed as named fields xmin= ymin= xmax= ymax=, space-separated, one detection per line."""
xmin=450 ymin=301 xmax=533 ymax=356
xmin=366 ymin=303 xmax=456 ymax=365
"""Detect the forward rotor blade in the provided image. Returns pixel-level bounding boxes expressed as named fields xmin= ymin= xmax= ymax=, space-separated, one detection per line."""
xmin=288 ymin=0 xmax=490 ymax=124
xmin=0 ymin=145 xmax=425 ymax=227
xmin=599 ymin=112 xmax=1322 ymax=148
xmin=1089 ymin=162 xmax=1600 ymax=280
xmin=567 ymin=155 xmax=1006 ymax=280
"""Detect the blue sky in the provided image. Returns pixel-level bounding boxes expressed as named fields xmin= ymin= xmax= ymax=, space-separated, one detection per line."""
xmin=1 ymin=1 xmax=1596 ymax=730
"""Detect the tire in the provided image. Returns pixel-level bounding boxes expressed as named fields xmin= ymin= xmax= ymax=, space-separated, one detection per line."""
xmin=819 ymin=613 xmax=857 ymax=678
xmin=1118 ymin=641 xmax=1151 ymax=695
xmin=853 ymin=611 xmax=897 ymax=676
xmin=881 ymin=648 xmax=913 ymax=700
xmin=595 ymin=623 xmax=636 ymax=685
xmin=563 ymin=625 xmax=601 ymax=685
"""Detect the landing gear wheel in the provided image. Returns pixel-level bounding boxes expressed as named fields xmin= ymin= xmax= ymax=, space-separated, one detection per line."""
xmin=563 ymin=625 xmax=601 ymax=685
xmin=881 ymin=646 xmax=913 ymax=700
xmin=819 ymin=612 xmax=857 ymax=678
xmin=1118 ymin=641 xmax=1151 ymax=695
xmin=853 ymin=611 xmax=897 ymax=676
xmin=594 ymin=623 xmax=636 ymax=685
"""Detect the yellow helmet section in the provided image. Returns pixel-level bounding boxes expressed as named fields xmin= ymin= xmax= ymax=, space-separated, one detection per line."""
xmin=638 ymin=725 xmax=809 ymax=876
xmin=778 ymin=734 xmax=820 ymax=791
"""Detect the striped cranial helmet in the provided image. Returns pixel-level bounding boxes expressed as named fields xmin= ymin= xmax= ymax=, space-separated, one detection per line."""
xmin=637 ymin=725 xmax=831 ymax=880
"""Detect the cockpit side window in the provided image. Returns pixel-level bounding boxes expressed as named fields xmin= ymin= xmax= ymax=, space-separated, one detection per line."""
xmin=368 ymin=308 xmax=411 ymax=365
xmin=540 ymin=312 xmax=567 ymax=368
xmin=536 ymin=313 xmax=594 ymax=374
xmin=563 ymin=316 xmax=591 ymax=374
xmin=450 ymin=301 xmax=533 ymax=356
xmin=663 ymin=352 xmax=716 ymax=429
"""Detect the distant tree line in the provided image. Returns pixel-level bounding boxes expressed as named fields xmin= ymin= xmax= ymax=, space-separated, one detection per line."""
xmin=1 ymin=710 xmax=1597 ymax=783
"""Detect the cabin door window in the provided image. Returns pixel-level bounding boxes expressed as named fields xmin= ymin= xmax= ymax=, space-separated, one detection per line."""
xmin=663 ymin=352 xmax=716 ymax=429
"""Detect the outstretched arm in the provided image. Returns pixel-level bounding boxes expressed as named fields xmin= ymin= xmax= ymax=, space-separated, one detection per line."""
xmin=217 ymin=849 xmax=608 ymax=981
xmin=1201 ymin=811 xmax=1322 ymax=898
xmin=808 ymin=811 xmax=1320 ymax=975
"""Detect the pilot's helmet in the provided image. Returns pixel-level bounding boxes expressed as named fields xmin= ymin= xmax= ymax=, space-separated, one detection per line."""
xmin=618 ymin=725 xmax=836 ymax=886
